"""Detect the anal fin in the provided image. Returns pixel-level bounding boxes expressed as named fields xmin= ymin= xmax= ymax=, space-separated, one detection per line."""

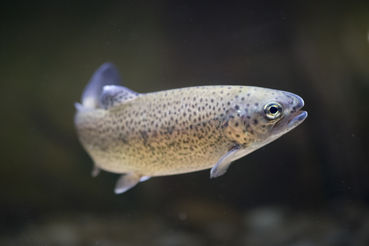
xmin=91 ymin=165 xmax=101 ymax=177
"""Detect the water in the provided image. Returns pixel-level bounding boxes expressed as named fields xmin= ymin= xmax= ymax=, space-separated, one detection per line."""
xmin=1 ymin=1 xmax=368 ymax=245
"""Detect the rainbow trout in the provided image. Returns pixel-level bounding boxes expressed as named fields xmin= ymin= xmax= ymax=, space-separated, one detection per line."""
xmin=74 ymin=63 xmax=307 ymax=194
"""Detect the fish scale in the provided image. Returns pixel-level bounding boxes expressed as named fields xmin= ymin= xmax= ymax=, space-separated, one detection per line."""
xmin=75 ymin=63 xmax=307 ymax=194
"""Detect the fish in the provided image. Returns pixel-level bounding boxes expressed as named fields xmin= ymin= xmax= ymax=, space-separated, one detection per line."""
xmin=74 ymin=63 xmax=308 ymax=194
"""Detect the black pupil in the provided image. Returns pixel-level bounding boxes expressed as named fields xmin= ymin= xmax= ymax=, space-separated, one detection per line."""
xmin=269 ymin=106 xmax=278 ymax=114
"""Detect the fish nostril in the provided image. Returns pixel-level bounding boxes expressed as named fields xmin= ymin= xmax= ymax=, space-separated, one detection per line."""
xmin=283 ymin=91 xmax=304 ymax=109
xmin=295 ymin=95 xmax=304 ymax=109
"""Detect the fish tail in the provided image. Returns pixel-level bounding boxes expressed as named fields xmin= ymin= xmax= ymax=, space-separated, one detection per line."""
xmin=80 ymin=62 xmax=122 ymax=109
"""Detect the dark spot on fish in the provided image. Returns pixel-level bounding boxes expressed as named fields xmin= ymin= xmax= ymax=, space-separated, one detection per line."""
xmin=119 ymin=134 xmax=128 ymax=144
xmin=235 ymin=105 xmax=239 ymax=110
xmin=253 ymin=119 xmax=258 ymax=125
xmin=140 ymin=131 xmax=149 ymax=146
xmin=167 ymin=126 xmax=175 ymax=135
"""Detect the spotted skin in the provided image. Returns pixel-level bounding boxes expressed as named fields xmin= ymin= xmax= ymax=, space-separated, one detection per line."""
xmin=75 ymin=85 xmax=306 ymax=177
xmin=75 ymin=63 xmax=307 ymax=194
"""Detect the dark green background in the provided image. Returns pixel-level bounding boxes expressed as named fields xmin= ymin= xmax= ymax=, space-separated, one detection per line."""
xmin=1 ymin=1 xmax=368 ymax=245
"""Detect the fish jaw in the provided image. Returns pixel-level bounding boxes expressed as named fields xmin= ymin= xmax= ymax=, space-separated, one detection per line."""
xmin=285 ymin=92 xmax=308 ymax=128
xmin=287 ymin=110 xmax=308 ymax=129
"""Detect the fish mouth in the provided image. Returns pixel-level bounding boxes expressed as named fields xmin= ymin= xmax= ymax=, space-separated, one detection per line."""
xmin=287 ymin=110 xmax=308 ymax=128
xmin=286 ymin=94 xmax=307 ymax=129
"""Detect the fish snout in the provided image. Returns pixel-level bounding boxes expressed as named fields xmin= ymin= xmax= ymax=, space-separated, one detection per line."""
xmin=283 ymin=91 xmax=304 ymax=110
xmin=294 ymin=94 xmax=304 ymax=110
xmin=282 ymin=91 xmax=307 ymax=128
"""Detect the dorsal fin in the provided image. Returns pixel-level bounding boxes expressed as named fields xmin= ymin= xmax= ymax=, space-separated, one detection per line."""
xmin=81 ymin=63 xmax=122 ymax=109
xmin=100 ymin=85 xmax=138 ymax=109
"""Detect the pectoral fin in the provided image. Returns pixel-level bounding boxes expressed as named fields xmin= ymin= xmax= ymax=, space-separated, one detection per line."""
xmin=114 ymin=173 xmax=151 ymax=194
xmin=210 ymin=146 xmax=241 ymax=178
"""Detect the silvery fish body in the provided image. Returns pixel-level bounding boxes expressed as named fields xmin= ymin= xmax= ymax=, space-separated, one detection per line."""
xmin=74 ymin=63 xmax=307 ymax=194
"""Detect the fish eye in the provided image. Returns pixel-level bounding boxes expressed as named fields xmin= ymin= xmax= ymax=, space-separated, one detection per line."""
xmin=264 ymin=102 xmax=283 ymax=120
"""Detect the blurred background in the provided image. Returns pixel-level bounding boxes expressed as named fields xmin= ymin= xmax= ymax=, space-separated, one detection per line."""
xmin=1 ymin=1 xmax=369 ymax=245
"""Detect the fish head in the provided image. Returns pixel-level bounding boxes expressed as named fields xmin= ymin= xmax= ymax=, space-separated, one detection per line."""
xmin=223 ymin=87 xmax=307 ymax=148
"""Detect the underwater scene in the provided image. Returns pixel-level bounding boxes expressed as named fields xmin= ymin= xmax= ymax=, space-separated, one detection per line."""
xmin=1 ymin=1 xmax=369 ymax=245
